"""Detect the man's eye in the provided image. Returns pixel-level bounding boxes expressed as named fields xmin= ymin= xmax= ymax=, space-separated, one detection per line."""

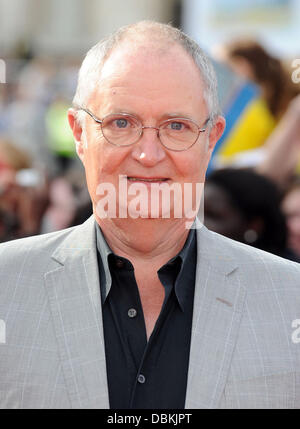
xmin=115 ymin=118 xmax=128 ymax=128
xmin=169 ymin=121 xmax=185 ymax=131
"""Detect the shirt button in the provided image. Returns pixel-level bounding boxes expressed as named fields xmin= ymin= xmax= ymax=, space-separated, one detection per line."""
xmin=128 ymin=308 xmax=137 ymax=318
xmin=115 ymin=259 xmax=124 ymax=268
xmin=137 ymin=374 xmax=146 ymax=384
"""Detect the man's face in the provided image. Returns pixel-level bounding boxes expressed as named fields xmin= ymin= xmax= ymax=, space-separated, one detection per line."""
xmin=69 ymin=42 xmax=225 ymax=223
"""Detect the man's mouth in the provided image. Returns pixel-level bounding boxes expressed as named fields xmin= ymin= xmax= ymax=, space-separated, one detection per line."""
xmin=127 ymin=177 xmax=169 ymax=183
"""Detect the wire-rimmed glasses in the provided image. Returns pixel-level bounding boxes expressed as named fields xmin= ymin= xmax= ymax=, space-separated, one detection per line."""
xmin=76 ymin=106 xmax=210 ymax=152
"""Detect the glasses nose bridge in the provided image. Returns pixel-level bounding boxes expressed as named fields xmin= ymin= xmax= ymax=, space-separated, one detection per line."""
xmin=141 ymin=125 xmax=159 ymax=133
xmin=140 ymin=124 xmax=161 ymax=141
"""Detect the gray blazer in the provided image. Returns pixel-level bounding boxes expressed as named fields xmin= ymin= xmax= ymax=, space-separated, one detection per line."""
xmin=0 ymin=215 xmax=300 ymax=408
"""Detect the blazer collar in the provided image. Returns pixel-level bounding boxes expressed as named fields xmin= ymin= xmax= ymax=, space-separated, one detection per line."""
xmin=185 ymin=220 xmax=246 ymax=408
xmin=51 ymin=215 xmax=96 ymax=265
xmin=195 ymin=218 xmax=238 ymax=275
xmin=45 ymin=215 xmax=110 ymax=408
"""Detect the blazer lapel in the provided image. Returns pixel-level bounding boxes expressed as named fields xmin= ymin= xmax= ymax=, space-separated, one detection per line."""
xmin=185 ymin=223 xmax=246 ymax=409
xmin=44 ymin=216 xmax=109 ymax=409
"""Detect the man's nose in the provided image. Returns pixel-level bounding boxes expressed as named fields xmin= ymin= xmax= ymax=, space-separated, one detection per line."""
xmin=131 ymin=126 xmax=166 ymax=166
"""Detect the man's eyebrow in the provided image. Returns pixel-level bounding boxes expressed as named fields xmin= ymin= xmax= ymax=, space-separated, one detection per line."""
xmin=160 ymin=112 xmax=195 ymax=120
xmin=104 ymin=109 xmax=197 ymax=122
xmin=110 ymin=107 xmax=138 ymax=116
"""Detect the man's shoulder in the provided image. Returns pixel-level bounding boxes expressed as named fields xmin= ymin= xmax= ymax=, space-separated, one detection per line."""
xmin=0 ymin=224 xmax=80 ymax=264
xmin=198 ymin=225 xmax=300 ymax=280
xmin=197 ymin=227 xmax=300 ymax=336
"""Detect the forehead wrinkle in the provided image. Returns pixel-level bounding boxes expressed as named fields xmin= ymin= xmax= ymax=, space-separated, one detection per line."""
xmin=92 ymin=69 xmax=167 ymax=104
xmin=90 ymin=84 xmax=206 ymax=123
xmin=90 ymin=77 xmax=179 ymax=109
xmin=94 ymin=69 xmax=204 ymax=103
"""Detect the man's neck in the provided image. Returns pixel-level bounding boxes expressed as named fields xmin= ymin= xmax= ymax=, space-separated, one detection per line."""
xmin=95 ymin=214 xmax=193 ymax=271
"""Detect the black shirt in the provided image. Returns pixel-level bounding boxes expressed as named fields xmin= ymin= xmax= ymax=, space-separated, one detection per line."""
xmin=96 ymin=224 xmax=197 ymax=409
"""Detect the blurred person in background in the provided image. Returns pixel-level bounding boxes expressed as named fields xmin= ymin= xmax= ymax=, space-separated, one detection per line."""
xmin=204 ymin=167 xmax=299 ymax=262
xmin=3 ymin=57 xmax=55 ymax=167
xmin=1 ymin=53 xmax=80 ymax=174
xmin=0 ymin=137 xmax=49 ymax=241
xmin=41 ymin=167 xmax=90 ymax=233
xmin=281 ymin=178 xmax=300 ymax=260
xmin=45 ymin=95 xmax=77 ymax=172
xmin=256 ymin=94 xmax=300 ymax=187
xmin=213 ymin=39 xmax=299 ymax=167
xmin=222 ymin=39 xmax=298 ymax=120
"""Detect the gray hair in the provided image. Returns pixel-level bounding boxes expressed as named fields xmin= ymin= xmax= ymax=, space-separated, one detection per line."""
xmin=73 ymin=21 xmax=220 ymax=124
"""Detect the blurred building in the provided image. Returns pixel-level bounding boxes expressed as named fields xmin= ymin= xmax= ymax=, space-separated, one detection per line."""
xmin=0 ymin=0 xmax=181 ymax=56
xmin=182 ymin=0 xmax=300 ymax=59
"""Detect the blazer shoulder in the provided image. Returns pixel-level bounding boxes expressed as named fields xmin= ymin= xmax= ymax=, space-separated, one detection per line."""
xmin=0 ymin=225 xmax=78 ymax=264
xmin=198 ymin=226 xmax=300 ymax=284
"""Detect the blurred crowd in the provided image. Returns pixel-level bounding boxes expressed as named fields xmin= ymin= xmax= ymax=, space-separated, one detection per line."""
xmin=1 ymin=38 xmax=300 ymax=261
xmin=0 ymin=50 xmax=92 ymax=242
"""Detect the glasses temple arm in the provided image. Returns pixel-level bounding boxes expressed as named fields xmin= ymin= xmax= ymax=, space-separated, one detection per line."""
xmin=73 ymin=105 xmax=103 ymax=124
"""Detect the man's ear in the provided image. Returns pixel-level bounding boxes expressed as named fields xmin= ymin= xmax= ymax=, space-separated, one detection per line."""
xmin=207 ymin=115 xmax=226 ymax=153
xmin=68 ymin=108 xmax=84 ymax=162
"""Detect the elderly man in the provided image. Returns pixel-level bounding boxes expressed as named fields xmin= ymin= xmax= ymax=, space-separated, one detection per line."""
xmin=0 ymin=21 xmax=300 ymax=409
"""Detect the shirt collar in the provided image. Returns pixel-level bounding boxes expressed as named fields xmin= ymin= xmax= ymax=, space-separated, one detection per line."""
xmin=95 ymin=223 xmax=113 ymax=301
xmin=158 ymin=227 xmax=196 ymax=312
xmin=95 ymin=222 xmax=196 ymax=310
